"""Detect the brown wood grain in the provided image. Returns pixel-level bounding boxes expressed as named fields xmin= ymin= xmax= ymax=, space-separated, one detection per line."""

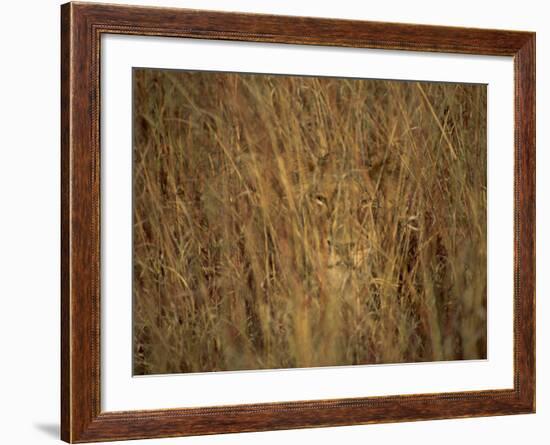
xmin=61 ymin=2 xmax=536 ymax=442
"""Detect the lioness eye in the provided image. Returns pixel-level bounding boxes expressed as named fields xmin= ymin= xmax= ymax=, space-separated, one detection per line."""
xmin=314 ymin=194 xmax=328 ymax=206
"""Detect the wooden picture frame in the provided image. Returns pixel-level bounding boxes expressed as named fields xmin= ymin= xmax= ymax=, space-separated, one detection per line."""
xmin=61 ymin=2 xmax=535 ymax=442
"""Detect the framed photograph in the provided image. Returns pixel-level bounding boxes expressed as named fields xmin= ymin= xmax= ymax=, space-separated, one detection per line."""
xmin=61 ymin=2 xmax=535 ymax=442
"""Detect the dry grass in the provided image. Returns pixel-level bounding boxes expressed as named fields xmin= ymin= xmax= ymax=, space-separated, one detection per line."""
xmin=132 ymin=68 xmax=487 ymax=375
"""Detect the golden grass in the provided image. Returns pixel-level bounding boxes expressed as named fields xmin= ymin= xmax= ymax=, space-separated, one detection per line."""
xmin=132 ymin=68 xmax=487 ymax=375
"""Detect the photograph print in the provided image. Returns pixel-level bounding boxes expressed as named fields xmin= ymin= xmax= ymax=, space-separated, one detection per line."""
xmin=132 ymin=68 xmax=487 ymax=375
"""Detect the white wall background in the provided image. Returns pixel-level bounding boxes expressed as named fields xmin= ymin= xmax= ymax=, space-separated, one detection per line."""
xmin=0 ymin=1 xmax=545 ymax=444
